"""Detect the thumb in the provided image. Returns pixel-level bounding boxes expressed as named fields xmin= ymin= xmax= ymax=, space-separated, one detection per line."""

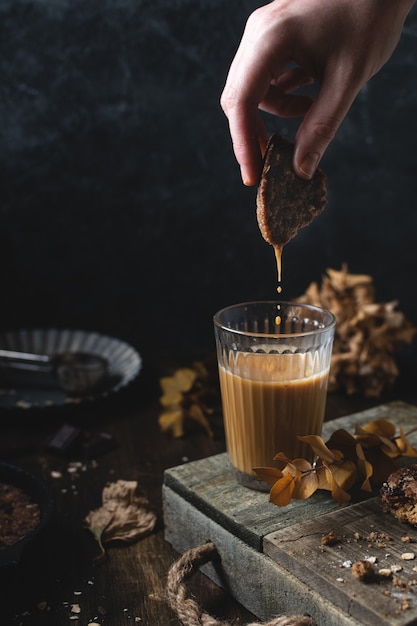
xmin=293 ymin=75 xmax=360 ymax=179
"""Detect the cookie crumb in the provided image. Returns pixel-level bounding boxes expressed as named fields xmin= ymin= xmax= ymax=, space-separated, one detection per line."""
xmin=391 ymin=564 xmax=403 ymax=573
xmin=352 ymin=560 xmax=376 ymax=582
xmin=321 ymin=530 xmax=338 ymax=545
xmin=378 ymin=568 xmax=392 ymax=578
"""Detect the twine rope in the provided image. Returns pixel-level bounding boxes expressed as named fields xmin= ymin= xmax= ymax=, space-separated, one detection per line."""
xmin=167 ymin=541 xmax=318 ymax=626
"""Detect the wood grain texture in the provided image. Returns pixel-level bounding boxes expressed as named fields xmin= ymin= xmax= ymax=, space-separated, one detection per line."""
xmin=265 ymin=497 xmax=417 ymax=626
xmin=164 ymin=453 xmax=345 ymax=551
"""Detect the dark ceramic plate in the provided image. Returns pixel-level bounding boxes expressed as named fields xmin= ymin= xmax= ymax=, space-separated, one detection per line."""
xmin=0 ymin=462 xmax=54 ymax=567
xmin=0 ymin=329 xmax=142 ymax=409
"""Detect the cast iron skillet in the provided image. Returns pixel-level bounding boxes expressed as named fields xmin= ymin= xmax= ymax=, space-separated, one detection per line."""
xmin=0 ymin=461 xmax=54 ymax=567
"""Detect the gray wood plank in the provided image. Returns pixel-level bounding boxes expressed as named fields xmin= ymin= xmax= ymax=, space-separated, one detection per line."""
xmin=164 ymin=452 xmax=345 ymax=551
xmin=163 ymin=485 xmax=362 ymax=625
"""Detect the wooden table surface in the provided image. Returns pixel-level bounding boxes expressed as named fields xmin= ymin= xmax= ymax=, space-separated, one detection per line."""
xmin=1 ymin=353 xmax=417 ymax=626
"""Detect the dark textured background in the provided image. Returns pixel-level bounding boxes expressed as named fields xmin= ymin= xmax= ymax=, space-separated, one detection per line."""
xmin=1 ymin=0 xmax=416 ymax=370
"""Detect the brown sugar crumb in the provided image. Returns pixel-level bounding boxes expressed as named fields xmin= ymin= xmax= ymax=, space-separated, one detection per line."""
xmin=321 ymin=530 xmax=338 ymax=545
xmin=367 ymin=531 xmax=392 ymax=544
xmin=351 ymin=560 xmax=376 ymax=582
xmin=0 ymin=482 xmax=40 ymax=547
xmin=400 ymin=597 xmax=411 ymax=612
xmin=393 ymin=575 xmax=407 ymax=589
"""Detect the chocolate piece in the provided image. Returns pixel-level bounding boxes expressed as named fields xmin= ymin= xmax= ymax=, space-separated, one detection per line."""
xmin=48 ymin=423 xmax=81 ymax=453
xmin=256 ymin=134 xmax=327 ymax=247
xmin=47 ymin=424 xmax=117 ymax=458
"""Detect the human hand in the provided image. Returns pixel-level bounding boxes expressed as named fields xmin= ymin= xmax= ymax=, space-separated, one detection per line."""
xmin=220 ymin=0 xmax=415 ymax=185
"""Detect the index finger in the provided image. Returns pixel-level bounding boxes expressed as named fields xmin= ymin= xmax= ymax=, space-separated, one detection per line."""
xmin=222 ymin=94 xmax=268 ymax=186
xmin=220 ymin=17 xmax=289 ymax=185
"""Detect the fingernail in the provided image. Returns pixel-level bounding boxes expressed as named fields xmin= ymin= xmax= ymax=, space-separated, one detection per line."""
xmin=241 ymin=167 xmax=256 ymax=187
xmin=299 ymin=152 xmax=320 ymax=179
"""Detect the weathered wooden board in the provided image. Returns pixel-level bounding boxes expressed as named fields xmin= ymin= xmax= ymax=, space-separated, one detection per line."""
xmin=163 ymin=485 xmax=362 ymax=625
xmin=163 ymin=449 xmax=346 ymax=552
xmin=163 ymin=401 xmax=417 ymax=625
xmin=264 ymin=497 xmax=417 ymax=626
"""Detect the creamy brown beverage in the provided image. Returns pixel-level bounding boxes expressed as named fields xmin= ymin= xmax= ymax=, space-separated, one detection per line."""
xmin=218 ymin=350 xmax=329 ymax=477
xmin=274 ymin=244 xmax=283 ymax=284
xmin=214 ymin=301 xmax=335 ymax=490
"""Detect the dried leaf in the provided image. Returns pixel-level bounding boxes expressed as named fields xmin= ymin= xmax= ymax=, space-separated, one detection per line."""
xmin=175 ymin=368 xmax=198 ymax=392
xmin=273 ymin=451 xmax=295 ymax=464
xmin=292 ymin=471 xmax=319 ymax=500
xmin=325 ymin=428 xmax=358 ymax=458
xmin=262 ymin=414 xmax=417 ymax=508
xmin=329 ymin=479 xmax=352 ymax=505
xmin=188 ymin=403 xmax=213 ymax=437
xmin=326 ymin=265 xmax=373 ymax=292
xmin=323 ymin=460 xmax=354 ymax=505
xmin=297 ymin=435 xmax=337 ymax=463
xmin=355 ymin=443 xmax=373 ymax=492
xmin=84 ymin=480 xmax=157 ymax=561
xmin=316 ymin=464 xmax=332 ymax=491
xmin=160 ymin=368 xmax=197 ymax=407
xmin=358 ymin=419 xmax=396 ymax=438
xmin=380 ymin=439 xmax=404 ymax=459
xmin=158 ymin=408 xmax=185 ymax=438
xmin=159 ymin=388 xmax=182 ymax=407
xmin=364 ymin=446 xmax=398 ymax=486
xmin=294 ymin=265 xmax=416 ymax=397
xmin=83 ymin=508 xmax=113 ymax=556
xmin=395 ymin=428 xmax=417 ymax=457
xmin=158 ymin=358 xmax=219 ymax=438
xmin=287 ymin=458 xmax=313 ymax=473
xmin=269 ymin=474 xmax=296 ymax=506
xmin=328 ymin=459 xmax=357 ymax=492
xmin=254 ymin=466 xmax=284 ymax=484
xmin=356 ymin=420 xmax=400 ymax=457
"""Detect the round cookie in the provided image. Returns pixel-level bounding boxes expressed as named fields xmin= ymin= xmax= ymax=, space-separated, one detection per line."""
xmin=256 ymin=134 xmax=327 ymax=247
xmin=380 ymin=464 xmax=417 ymax=525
